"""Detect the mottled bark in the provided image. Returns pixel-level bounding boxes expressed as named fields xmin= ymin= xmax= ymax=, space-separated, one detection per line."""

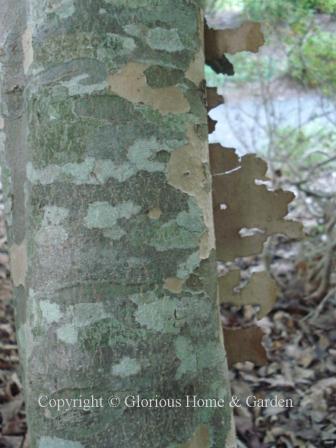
xmin=0 ymin=1 xmax=234 ymax=447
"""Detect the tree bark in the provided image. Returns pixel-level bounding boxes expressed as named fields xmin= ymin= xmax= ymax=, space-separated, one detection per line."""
xmin=0 ymin=1 xmax=235 ymax=447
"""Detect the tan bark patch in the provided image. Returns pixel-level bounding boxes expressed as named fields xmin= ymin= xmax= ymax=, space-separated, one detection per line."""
xmin=167 ymin=126 xmax=215 ymax=259
xmin=186 ymin=48 xmax=204 ymax=85
xmin=168 ymin=145 xmax=205 ymax=197
xmin=108 ymin=62 xmax=189 ymax=115
xmin=180 ymin=425 xmax=210 ymax=448
xmin=186 ymin=11 xmax=205 ymax=85
xmin=22 ymin=27 xmax=33 ymax=74
xmin=223 ymin=326 xmax=268 ymax=367
xmin=0 ymin=117 xmax=4 ymax=130
xmin=10 ymin=241 xmax=27 ymax=287
xmin=147 ymin=208 xmax=162 ymax=219
xmin=163 ymin=277 xmax=184 ymax=294
xmin=205 ymin=21 xmax=264 ymax=59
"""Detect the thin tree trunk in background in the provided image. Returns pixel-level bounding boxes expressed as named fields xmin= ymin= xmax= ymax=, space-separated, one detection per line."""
xmin=0 ymin=1 xmax=234 ymax=447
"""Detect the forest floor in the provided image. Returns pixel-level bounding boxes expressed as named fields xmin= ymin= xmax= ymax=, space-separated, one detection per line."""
xmin=0 ymin=213 xmax=26 ymax=448
xmin=227 ymin=235 xmax=336 ymax=447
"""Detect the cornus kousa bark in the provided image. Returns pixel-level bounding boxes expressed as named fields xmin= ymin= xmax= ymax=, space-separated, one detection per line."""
xmin=0 ymin=1 xmax=235 ymax=447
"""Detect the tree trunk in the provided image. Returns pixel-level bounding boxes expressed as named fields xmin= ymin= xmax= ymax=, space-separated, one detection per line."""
xmin=0 ymin=1 xmax=235 ymax=447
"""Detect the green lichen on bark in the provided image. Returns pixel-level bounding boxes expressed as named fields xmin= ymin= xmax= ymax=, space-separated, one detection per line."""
xmin=1 ymin=0 xmax=234 ymax=447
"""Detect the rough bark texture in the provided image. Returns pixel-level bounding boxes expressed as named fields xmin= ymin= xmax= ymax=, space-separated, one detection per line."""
xmin=0 ymin=1 xmax=234 ymax=447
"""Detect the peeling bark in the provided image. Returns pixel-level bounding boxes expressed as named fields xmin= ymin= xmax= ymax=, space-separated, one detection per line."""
xmin=0 ymin=1 xmax=234 ymax=447
xmin=204 ymin=20 xmax=302 ymax=369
